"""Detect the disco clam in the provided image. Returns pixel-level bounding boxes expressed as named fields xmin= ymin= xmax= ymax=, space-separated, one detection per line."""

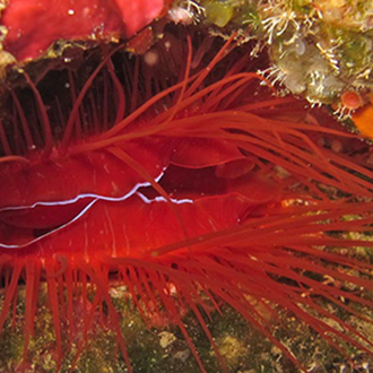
xmin=1 ymin=3 xmax=373 ymax=373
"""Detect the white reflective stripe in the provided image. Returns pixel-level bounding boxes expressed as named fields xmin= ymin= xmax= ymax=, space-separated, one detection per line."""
xmin=0 ymin=171 xmax=164 ymax=212
xmin=137 ymin=192 xmax=193 ymax=205
xmin=0 ymin=171 xmax=165 ymax=250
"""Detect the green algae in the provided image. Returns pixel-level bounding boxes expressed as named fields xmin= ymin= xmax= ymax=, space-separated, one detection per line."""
xmin=1 ymin=281 xmax=373 ymax=373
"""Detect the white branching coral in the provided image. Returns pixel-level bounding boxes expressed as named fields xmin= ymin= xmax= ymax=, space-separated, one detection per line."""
xmin=168 ymin=0 xmax=206 ymax=25
xmin=260 ymin=0 xmax=300 ymax=45
xmin=255 ymin=0 xmax=373 ymax=119
xmin=180 ymin=0 xmax=373 ymax=122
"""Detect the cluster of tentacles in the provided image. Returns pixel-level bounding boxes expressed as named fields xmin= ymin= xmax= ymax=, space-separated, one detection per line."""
xmin=1 ymin=27 xmax=373 ymax=372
